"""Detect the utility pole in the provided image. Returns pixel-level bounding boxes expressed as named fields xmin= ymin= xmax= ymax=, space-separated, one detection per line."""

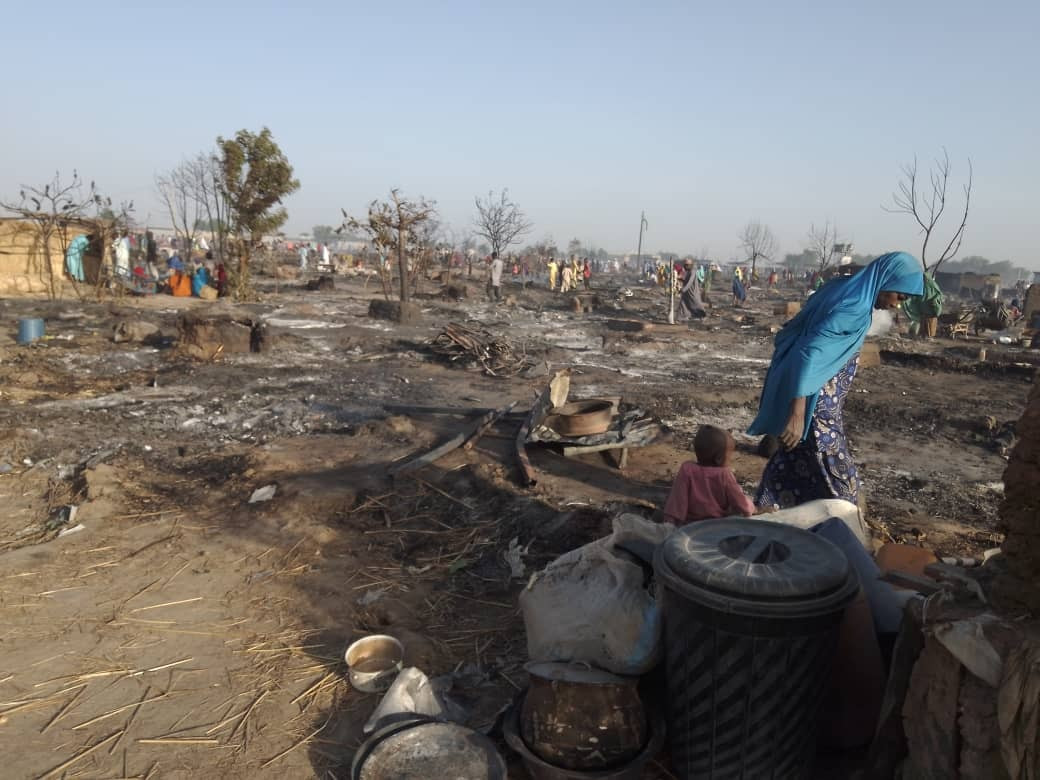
xmin=635 ymin=211 xmax=647 ymax=275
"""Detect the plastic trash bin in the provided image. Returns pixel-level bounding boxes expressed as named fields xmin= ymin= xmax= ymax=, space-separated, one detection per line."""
xmin=654 ymin=518 xmax=858 ymax=780
xmin=17 ymin=318 xmax=44 ymax=344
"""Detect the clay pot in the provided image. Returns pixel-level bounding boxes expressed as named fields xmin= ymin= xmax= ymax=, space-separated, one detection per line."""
xmin=520 ymin=662 xmax=647 ymax=770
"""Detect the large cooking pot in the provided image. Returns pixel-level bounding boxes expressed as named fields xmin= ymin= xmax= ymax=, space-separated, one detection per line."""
xmin=520 ymin=661 xmax=647 ymax=771
xmin=546 ymin=400 xmax=614 ymax=436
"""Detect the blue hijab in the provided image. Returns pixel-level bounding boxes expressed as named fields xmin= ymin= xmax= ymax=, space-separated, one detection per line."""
xmin=748 ymin=252 xmax=924 ymax=441
xmin=192 ymin=266 xmax=210 ymax=296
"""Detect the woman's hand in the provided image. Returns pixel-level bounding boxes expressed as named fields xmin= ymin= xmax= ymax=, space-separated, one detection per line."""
xmin=779 ymin=399 xmax=806 ymax=450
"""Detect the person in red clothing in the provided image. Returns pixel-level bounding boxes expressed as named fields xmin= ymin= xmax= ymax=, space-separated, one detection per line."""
xmin=663 ymin=425 xmax=755 ymax=525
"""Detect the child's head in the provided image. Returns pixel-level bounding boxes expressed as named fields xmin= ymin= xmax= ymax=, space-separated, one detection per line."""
xmin=694 ymin=425 xmax=734 ymax=467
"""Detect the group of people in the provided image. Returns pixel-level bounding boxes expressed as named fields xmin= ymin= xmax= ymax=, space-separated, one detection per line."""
xmin=142 ymin=251 xmax=227 ymax=298
xmin=63 ymin=229 xmax=229 ymax=298
xmin=128 ymin=230 xmax=227 ymax=298
xmin=483 ymin=254 xmax=594 ymax=300
xmin=663 ymin=252 xmax=926 ymax=523
xmin=296 ymin=242 xmax=332 ymax=271
xmin=545 ymin=256 xmax=592 ymax=293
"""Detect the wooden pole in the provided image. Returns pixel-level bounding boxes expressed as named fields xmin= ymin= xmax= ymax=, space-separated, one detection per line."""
xmin=516 ymin=388 xmax=554 ymax=487
xmin=463 ymin=401 xmax=519 ymax=450
xmin=635 ymin=211 xmax=646 ymax=275
xmin=668 ymin=262 xmax=676 ymax=324
xmin=389 ymin=401 xmax=519 ymax=477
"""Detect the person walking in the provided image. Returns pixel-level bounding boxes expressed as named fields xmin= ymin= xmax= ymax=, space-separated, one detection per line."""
xmin=582 ymin=259 xmax=592 ymax=290
xmin=748 ymin=252 xmax=924 ymax=510
xmin=488 ymin=252 xmax=504 ymax=301
xmin=677 ymin=260 xmax=707 ymax=319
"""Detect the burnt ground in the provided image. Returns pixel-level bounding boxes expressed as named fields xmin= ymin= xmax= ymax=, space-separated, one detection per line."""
xmin=0 ymin=271 xmax=1033 ymax=779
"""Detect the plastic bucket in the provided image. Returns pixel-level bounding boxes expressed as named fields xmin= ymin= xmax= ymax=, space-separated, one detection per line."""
xmin=17 ymin=318 xmax=45 ymax=344
xmin=654 ymin=519 xmax=858 ymax=780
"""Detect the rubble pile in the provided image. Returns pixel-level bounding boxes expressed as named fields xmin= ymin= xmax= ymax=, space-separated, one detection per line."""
xmin=429 ymin=322 xmax=532 ymax=377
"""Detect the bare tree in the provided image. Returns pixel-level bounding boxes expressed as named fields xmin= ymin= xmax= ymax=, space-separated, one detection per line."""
xmin=739 ymin=220 xmax=777 ymax=278
xmin=473 ymin=189 xmax=532 ymax=257
xmin=155 ymin=158 xmax=206 ymax=259
xmin=437 ymin=227 xmax=474 ymax=278
xmin=341 ymin=189 xmax=437 ymax=302
xmin=807 ymin=221 xmax=840 ymax=271
xmin=411 ymin=213 xmax=441 ymax=293
xmin=193 ymin=152 xmax=232 ymax=265
xmin=532 ymin=234 xmax=558 ymax=260
xmin=1 ymin=172 xmax=129 ymax=300
xmin=885 ymin=149 xmax=972 ymax=273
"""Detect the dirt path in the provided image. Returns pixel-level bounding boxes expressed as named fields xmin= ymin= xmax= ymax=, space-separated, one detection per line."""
xmin=0 ymin=274 xmax=1032 ymax=777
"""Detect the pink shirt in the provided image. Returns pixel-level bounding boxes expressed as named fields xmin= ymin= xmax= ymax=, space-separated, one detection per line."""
xmin=663 ymin=462 xmax=756 ymax=525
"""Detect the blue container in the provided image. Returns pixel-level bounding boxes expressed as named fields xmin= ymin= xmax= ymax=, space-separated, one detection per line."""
xmin=17 ymin=318 xmax=45 ymax=344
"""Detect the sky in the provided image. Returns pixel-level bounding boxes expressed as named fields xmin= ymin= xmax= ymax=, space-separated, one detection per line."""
xmin=2 ymin=0 xmax=1038 ymax=268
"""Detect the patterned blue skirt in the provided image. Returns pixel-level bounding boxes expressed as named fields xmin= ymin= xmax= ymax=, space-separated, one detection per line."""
xmin=754 ymin=355 xmax=861 ymax=510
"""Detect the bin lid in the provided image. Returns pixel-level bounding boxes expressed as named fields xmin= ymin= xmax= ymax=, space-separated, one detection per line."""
xmin=657 ymin=518 xmax=851 ymax=601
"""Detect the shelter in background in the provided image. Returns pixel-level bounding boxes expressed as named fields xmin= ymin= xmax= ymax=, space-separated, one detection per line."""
xmin=0 ymin=217 xmax=98 ymax=295
xmin=934 ymin=270 xmax=1002 ymax=301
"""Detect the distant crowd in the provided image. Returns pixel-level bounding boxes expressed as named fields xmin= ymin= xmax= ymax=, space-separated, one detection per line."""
xmin=64 ymin=230 xmax=227 ymax=298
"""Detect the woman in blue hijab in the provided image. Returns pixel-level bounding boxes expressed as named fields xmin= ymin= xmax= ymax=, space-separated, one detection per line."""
xmin=749 ymin=252 xmax=924 ymax=510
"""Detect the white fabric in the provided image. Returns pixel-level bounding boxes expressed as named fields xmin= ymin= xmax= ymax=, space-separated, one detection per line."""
xmin=113 ymin=237 xmax=130 ymax=275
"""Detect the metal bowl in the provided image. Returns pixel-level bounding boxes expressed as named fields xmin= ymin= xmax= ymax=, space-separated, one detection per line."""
xmin=547 ymin=400 xmax=615 ymax=436
xmin=351 ymin=718 xmax=507 ymax=780
xmin=345 ymin=634 xmax=404 ymax=693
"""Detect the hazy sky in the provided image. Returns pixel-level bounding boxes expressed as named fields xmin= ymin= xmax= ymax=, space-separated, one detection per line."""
xmin=3 ymin=1 xmax=1037 ymax=267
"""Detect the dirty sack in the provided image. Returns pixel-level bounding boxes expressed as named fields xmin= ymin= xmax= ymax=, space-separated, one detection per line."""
xmin=520 ymin=513 xmax=673 ymax=676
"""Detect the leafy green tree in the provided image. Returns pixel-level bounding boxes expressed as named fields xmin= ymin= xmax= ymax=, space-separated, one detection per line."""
xmin=216 ymin=127 xmax=299 ymax=294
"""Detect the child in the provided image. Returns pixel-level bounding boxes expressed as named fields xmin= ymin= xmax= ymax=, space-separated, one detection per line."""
xmin=663 ymin=425 xmax=755 ymax=525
